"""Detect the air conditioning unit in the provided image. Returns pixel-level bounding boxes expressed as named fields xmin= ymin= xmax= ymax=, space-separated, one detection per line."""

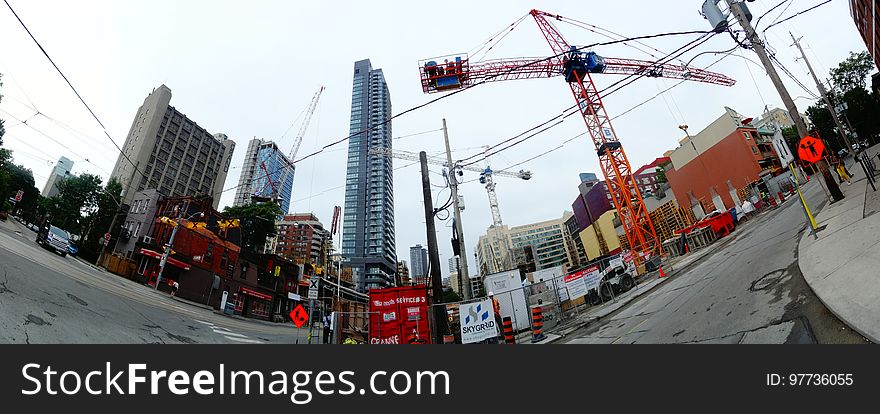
xmin=140 ymin=236 xmax=154 ymax=245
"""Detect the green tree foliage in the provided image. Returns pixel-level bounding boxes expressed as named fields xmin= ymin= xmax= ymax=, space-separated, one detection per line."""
xmin=2 ymin=163 xmax=41 ymax=221
xmin=781 ymin=126 xmax=801 ymax=161
xmin=830 ymin=51 xmax=874 ymax=93
xmin=45 ymin=173 xmax=104 ymax=235
xmin=79 ymin=178 xmax=123 ymax=262
xmin=222 ymin=202 xmax=282 ymax=253
xmin=441 ymin=288 xmax=462 ymax=303
xmin=805 ymin=102 xmax=844 ymax=153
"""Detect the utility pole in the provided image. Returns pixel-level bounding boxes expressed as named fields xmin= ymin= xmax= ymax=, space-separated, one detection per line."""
xmin=441 ymin=119 xmax=472 ymax=300
xmin=724 ymin=0 xmax=844 ymax=202
xmin=791 ymin=33 xmax=855 ymax=159
xmin=420 ymin=151 xmax=449 ymax=344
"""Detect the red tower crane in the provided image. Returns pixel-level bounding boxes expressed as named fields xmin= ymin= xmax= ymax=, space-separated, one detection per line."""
xmin=418 ymin=9 xmax=735 ymax=263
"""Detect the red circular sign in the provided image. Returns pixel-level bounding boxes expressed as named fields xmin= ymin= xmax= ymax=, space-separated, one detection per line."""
xmin=797 ymin=136 xmax=825 ymax=164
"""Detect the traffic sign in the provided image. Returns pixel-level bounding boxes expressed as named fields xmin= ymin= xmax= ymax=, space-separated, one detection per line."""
xmin=308 ymin=277 xmax=320 ymax=300
xmin=290 ymin=305 xmax=309 ymax=328
xmin=797 ymin=136 xmax=825 ymax=164
xmin=14 ymin=190 xmax=24 ymax=202
xmin=104 ymin=232 xmax=111 ymax=242
xmin=772 ymin=131 xmax=795 ymax=166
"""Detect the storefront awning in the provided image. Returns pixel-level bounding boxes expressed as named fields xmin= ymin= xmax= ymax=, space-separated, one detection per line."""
xmin=241 ymin=287 xmax=273 ymax=301
xmin=138 ymin=248 xmax=192 ymax=271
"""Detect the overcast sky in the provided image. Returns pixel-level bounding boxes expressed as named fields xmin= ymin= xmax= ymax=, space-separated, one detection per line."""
xmin=0 ymin=0 xmax=867 ymax=280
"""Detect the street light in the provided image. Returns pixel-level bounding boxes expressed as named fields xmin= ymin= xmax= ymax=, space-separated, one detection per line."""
xmin=155 ymin=207 xmax=204 ymax=290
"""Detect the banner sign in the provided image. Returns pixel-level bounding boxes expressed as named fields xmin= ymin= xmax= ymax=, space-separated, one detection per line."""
xmin=564 ymin=271 xmax=588 ymax=300
xmin=459 ymin=299 xmax=497 ymax=344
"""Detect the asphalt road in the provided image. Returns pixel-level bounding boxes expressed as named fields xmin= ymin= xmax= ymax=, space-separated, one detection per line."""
xmin=0 ymin=218 xmax=310 ymax=344
xmin=561 ymin=177 xmax=869 ymax=344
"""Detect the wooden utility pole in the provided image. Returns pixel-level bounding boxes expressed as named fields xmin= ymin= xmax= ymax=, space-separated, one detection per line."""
xmin=420 ymin=151 xmax=449 ymax=343
xmin=725 ymin=0 xmax=844 ymax=202
xmin=441 ymin=119 xmax=472 ymax=300
xmin=791 ymin=33 xmax=855 ymax=159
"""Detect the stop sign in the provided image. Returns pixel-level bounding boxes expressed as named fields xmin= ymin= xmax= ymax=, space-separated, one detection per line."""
xmin=104 ymin=233 xmax=111 ymax=242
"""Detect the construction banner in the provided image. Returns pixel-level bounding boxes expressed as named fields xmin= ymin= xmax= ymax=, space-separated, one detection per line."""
xmin=368 ymin=286 xmax=430 ymax=344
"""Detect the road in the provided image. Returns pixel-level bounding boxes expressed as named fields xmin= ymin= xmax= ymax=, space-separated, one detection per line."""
xmin=0 ymin=218 xmax=310 ymax=344
xmin=561 ymin=177 xmax=869 ymax=344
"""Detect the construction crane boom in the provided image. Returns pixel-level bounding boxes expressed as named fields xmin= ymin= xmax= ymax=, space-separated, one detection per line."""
xmin=418 ymin=9 xmax=736 ymax=264
xmin=288 ymin=86 xmax=325 ymax=162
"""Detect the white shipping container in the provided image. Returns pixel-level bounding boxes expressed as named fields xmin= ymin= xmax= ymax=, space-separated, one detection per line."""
xmin=483 ymin=270 xmax=531 ymax=332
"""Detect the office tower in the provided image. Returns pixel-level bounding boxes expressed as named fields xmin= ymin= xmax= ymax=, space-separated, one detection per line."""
xmin=41 ymin=156 xmax=74 ymax=197
xmin=109 ymin=85 xmax=235 ymax=209
xmin=409 ymin=244 xmax=428 ymax=286
xmin=233 ymin=138 xmax=294 ymax=214
xmin=341 ymin=59 xmax=396 ymax=291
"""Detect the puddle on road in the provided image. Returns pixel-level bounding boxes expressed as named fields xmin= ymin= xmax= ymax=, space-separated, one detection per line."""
xmin=24 ymin=314 xmax=51 ymax=326
xmin=66 ymin=293 xmax=88 ymax=306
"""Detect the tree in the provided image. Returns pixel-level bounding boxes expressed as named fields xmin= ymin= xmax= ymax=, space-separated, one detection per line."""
xmin=2 ymin=163 xmax=41 ymax=221
xmin=805 ymin=103 xmax=844 ymax=154
xmin=781 ymin=126 xmax=800 ymax=161
xmin=80 ymin=178 xmax=122 ymax=263
xmin=830 ymin=51 xmax=874 ymax=94
xmin=0 ymin=72 xmax=11 ymax=205
xmin=222 ymin=202 xmax=282 ymax=253
xmin=47 ymin=173 xmax=103 ymax=235
xmin=441 ymin=288 xmax=462 ymax=303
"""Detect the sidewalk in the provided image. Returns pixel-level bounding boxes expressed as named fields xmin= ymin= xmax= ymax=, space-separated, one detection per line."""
xmin=798 ymin=154 xmax=880 ymax=343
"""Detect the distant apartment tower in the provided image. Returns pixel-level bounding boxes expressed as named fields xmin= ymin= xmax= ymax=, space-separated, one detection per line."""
xmin=41 ymin=156 xmax=74 ymax=197
xmin=409 ymin=244 xmax=428 ymax=286
xmin=341 ymin=59 xmax=396 ymax=291
xmin=276 ymin=213 xmax=329 ymax=267
xmin=233 ymin=138 xmax=294 ymax=214
xmin=109 ymin=85 xmax=235 ymax=209
xmin=477 ymin=212 xmax=577 ymax=274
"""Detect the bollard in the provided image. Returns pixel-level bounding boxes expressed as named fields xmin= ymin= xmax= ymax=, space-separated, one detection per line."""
xmin=531 ymin=306 xmax=546 ymax=343
xmin=502 ymin=317 xmax=515 ymax=344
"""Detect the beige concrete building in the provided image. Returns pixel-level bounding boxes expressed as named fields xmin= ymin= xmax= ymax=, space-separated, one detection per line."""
xmin=110 ymin=85 xmax=235 ymax=209
xmin=476 ymin=212 xmax=578 ymax=275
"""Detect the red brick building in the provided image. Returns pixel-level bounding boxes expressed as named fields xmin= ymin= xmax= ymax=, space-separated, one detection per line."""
xmin=851 ymin=0 xmax=880 ymax=70
xmin=665 ymin=108 xmax=777 ymax=216
xmin=275 ymin=213 xmax=329 ymax=267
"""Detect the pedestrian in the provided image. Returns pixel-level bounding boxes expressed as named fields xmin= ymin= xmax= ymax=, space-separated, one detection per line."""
xmin=488 ymin=291 xmax=503 ymax=343
xmin=322 ymin=313 xmax=332 ymax=344
xmin=836 ymin=162 xmax=852 ymax=185
xmin=171 ymin=280 xmax=179 ymax=297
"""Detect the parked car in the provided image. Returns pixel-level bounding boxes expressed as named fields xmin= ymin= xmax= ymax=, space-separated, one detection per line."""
xmin=36 ymin=224 xmax=72 ymax=257
xmin=67 ymin=242 xmax=79 ymax=257
xmin=28 ymin=223 xmax=38 ymax=232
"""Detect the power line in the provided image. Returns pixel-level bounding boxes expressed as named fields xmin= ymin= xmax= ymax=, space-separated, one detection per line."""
xmin=761 ymin=0 xmax=833 ymax=33
xmin=459 ymin=31 xmax=720 ymax=167
xmin=3 ymin=0 xmax=147 ymax=182
xmin=212 ymin=28 xmax=719 ymax=201
xmin=753 ymin=0 xmax=794 ymax=30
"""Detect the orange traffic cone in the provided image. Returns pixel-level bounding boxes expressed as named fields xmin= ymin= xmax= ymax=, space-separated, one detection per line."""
xmin=659 ymin=267 xmax=667 ymax=278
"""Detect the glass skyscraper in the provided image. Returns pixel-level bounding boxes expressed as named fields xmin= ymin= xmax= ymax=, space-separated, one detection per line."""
xmin=233 ymin=138 xmax=294 ymax=217
xmin=342 ymin=59 xmax=396 ymax=292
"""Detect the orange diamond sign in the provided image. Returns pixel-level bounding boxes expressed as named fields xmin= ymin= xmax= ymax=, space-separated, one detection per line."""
xmin=290 ymin=304 xmax=309 ymax=328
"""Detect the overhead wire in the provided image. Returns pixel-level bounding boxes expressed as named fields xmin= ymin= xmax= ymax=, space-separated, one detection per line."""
xmin=761 ymin=0 xmax=832 ymax=33
xmin=459 ymin=30 xmax=720 ymax=167
xmin=213 ymin=27 xmax=720 ymax=200
xmin=4 ymin=0 xmax=148 ymax=182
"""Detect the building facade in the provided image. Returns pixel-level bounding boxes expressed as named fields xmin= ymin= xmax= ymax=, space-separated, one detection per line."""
xmin=341 ymin=60 xmax=396 ymax=291
xmin=666 ymin=107 xmax=777 ymax=218
xmin=109 ymin=85 xmax=235 ymax=209
xmin=476 ymin=213 xmax=577 ymax=274
xmin=851 ymin=0 xmax=880 ymax=70
xmin=397 ymin=260 xmax=410 ymax=286
xmin=113 ymin=189 xmax=161 ymax=259
xmin=275 ymin=213 xmax=329 ymax=267
xmin=41 ymin=156 xmax=74 ymax=198
xmin=409 ymin=244 xmax=428 ymax=286
xmin=232 ymin=138 xmax=294 ymax=215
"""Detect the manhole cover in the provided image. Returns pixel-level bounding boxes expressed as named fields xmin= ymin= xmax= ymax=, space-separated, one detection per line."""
xmin=750 ymin=269 xmax=785 ymax=292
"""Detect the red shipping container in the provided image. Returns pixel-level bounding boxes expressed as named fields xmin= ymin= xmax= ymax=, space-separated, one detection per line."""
xmin=368 ymin=286 xmax=431 ymax=344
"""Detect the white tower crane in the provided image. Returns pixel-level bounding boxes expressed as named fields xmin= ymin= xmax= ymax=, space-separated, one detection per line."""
xmin=369 ymin=147 xmax=531 ymax=223
xmin=276 ymin=86 xmax=325 ymax=195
